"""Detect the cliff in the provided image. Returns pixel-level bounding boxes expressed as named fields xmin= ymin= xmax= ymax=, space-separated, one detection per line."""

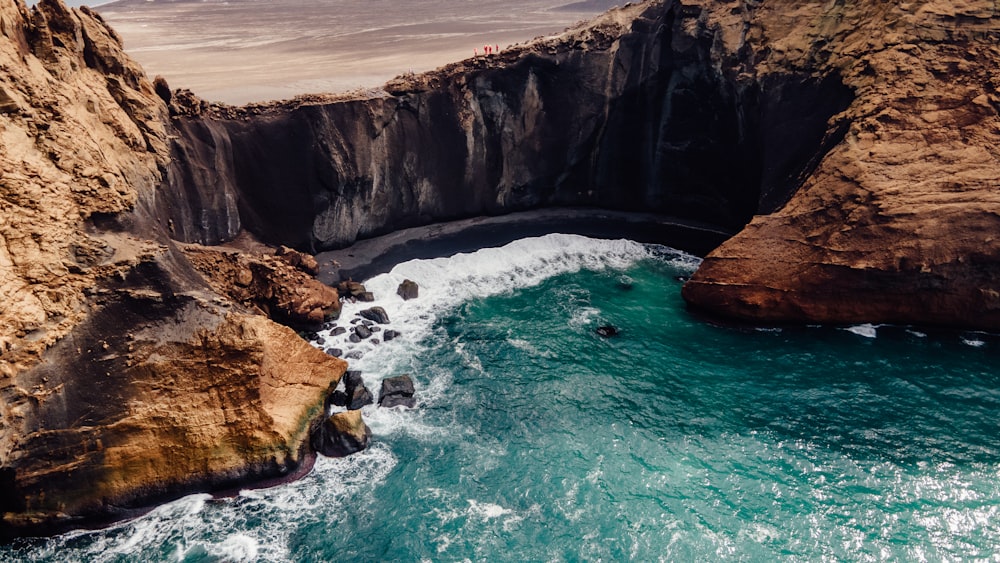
xmin=160 ymin=0 xmax=1000 ymax=330
xmin=159 ymin=2 xmax=852 ymax=251
xmin=3 ymin=0 xmax=1000 ymax=538
xmin=678 ymin=0 xmax=1000 ymax=329
xmin=0 ymin=0 xmax=344 ymax=536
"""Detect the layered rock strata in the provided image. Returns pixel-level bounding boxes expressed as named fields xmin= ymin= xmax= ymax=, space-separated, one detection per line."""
xmin=0 ymin=0 xmax=344 ymax=536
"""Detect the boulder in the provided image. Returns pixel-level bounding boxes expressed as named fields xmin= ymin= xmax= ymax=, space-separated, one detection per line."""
xmin=354 ymin=325 xmax=372 ymax=339
xmin=380 ymin=375 xmax=415 ymax=399
xmin=331 ymin=326 xmax=347 ymax=336
xmin=379 ymin=374 xmax=416 ymax=409
xmin=344 ymin=350 xmax=364 ymax=360
xmin=383 ymin=330 xmax=401 ymax=341
xmin=347 ymin=385 xmax=374 ymax=410
xmin=325 ymin=348 xmax=343 ymax=358
xmin=359 ymin=306 xmax=390 ymax=324
xmin=397 ymin=279 xmax=419 ymax=300
xmin=327 ymin=390 xmax=348 ymax=408
xmin=311 ymin=410 xmax=372 ymax=457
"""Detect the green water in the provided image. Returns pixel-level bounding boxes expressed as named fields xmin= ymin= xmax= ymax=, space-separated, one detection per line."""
xmin=4 ymin=235 xmax=999 ymax=561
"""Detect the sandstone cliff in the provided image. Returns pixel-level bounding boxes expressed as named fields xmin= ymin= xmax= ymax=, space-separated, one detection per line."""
xmin=679 ymin=0 xmax=1000 ymax=329
xmin=4 ymin=0 xmax=1000 ymax=538
xmin=0 ymin=0 xmax=344 ymax=536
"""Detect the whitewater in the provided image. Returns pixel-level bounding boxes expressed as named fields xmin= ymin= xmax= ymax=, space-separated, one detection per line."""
xmin=3 ymin=233 xmax=999 ymax=561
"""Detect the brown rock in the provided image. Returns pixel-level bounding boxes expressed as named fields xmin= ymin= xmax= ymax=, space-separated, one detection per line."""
xmin=680 ymin=0 xmax=1000 ymax=330
xmin=397 ymin=279 xmax=419 ymax=300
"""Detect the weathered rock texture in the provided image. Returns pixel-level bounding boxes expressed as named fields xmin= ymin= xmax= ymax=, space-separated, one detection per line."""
xmin=4 ymin=0 xmax=1000 ymax=538
xmin=678 ymin=0 xmax=1000 ymax=329
xmin=0 ymin=0 xmax=344 ymax=536
xmin=160 ymin=1 xmax=853 ymax=252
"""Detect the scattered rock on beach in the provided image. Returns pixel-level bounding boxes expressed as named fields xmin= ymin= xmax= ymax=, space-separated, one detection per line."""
xmin=397 ymin=279 xmax=419 ymax=300
xmin=355 ymin=325 xmax=372 ymax=339
xmin=360 ymin=306 xmax=390 ymax=324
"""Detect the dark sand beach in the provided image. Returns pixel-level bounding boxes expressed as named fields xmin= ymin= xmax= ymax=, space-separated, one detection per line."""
xmin=316 ymin=208 xmax=734 ymax=284
xmin=96 ymin=0 xmax=618 ymax=104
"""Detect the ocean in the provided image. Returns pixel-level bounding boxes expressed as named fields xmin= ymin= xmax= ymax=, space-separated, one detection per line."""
xmin=3 ymin=233 xmax=999 ymax=561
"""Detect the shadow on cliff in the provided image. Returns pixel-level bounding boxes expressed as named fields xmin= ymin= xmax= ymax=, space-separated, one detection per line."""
xmin=160 ymin=0 xmax=854 ymax=256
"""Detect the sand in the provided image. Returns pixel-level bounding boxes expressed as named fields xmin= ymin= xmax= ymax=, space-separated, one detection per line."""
xmin=95 ymin=0 xmax=619 ymax=104
xmin=316 ymin=208 xmax=734 ymax=284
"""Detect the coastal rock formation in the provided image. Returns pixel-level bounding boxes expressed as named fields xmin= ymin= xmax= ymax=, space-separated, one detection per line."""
xmin=161 ymin=1 xmax=852 ymax=252
xmin=678 ymin=0 xmax=1000 ymax=329
xmin=4 ymin=0 xmax=1000 ymax=538
xmin=182 ymin=243 xmax=341 ymax=327
xmin=311 ymin=410 xmax=372 ymax=458
xmin=160 ymin=0 xmax=1000 ymax=330
xmin=0 ymin=0 xmax=344 ymax=536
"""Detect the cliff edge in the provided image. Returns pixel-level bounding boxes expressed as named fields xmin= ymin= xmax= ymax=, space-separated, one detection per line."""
xmin=0 ymin=0 xmax=344 ymax=536
xmin=680 ymin=0 xmax=1000 ymax=329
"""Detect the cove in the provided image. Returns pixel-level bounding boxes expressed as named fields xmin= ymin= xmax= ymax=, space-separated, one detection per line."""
xmin=3 ymin=234 xmax=998 ymax=561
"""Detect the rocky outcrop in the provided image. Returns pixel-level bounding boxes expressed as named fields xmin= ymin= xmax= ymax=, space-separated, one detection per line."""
xmin=679 ymin=0 xmax=1000 ymax=329
xmin=0 ymin=0 xmax=345 ymax=537
xmin=182 ymin=243 xmax=341 ymax=327
xmin=4 ymin=0 xmax=1000 ymax=538
xmin=311 ymin=410 xmax=371 ymax=458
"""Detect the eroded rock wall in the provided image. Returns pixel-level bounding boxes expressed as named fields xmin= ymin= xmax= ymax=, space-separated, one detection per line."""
xmin=0 ymin=0 xmax=344 ymax=536
xmin=162 ymin=1 xmax=853 ymax=251
xmin=680 ymin=0 xmax=1000 ymax=329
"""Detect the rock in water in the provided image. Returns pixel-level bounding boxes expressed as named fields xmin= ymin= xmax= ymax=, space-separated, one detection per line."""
xmin=397 ymin=279 xmax=419 ymax=300
xmin=596 ymin=325 xmax=619 ymax=337
xmin=311 ymin=410 xmax=372 ymax=457
xmin=354 ymin=325 xmax=372 ymax=339
xmin=347 ymin=385 xmax=374 ymax=410
xmin=383 ymin=330 xmax=401 ymax=341
xmin=359 ymin=307 xmax=391 ymax=324
xmin=379 ymin=375 xmax=416 ymax=409
xmin=380 ymin=375 xmax=415 ymax=399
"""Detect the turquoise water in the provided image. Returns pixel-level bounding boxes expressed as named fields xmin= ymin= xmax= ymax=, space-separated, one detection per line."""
xmin=4 ymin=235 xmax=1000 ymax=561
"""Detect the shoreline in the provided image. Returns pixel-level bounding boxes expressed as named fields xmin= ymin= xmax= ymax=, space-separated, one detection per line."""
xmin=316 ymin=207 xmax=735 ymax=285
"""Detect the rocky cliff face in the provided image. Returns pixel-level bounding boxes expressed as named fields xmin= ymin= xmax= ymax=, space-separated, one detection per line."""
xmin=0 ymin=0 xmax=344 ymax=536
xmin=161 ymin=0 xmax=1000 ymax=331
xmin=160 ymin=1 xmax=853 ymax=251
xmin=3 ymin=0 xmax=1000 ymax=538
xmin=679 ymin=0 xmax=1000 ymax=329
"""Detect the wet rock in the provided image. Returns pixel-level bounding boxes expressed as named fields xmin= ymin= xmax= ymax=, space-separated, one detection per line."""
xmin=349 ymin=333 xmax=361 ymax=343
xmin=311 ymin=410 xmax=371 ymax=457
xmin=379 ymin=374 xmax=416 ymax=409
xmin=325 ymin=347 xmax=343 ymax=358
xmin=596 ymin=325 xmax=618 ymax=337
xmin=359 ymin=307 xmax=390 ymax=324
xmin=331 ymin=326 xmax=347 ymax=336
xmin=327 ymin=390 xmax=348 ymax=408
xmin=380 ymin=375 xmax=415 ymax=399
xmin=383 ymin=330 xmax=401 ymax=341
xmin=359 ymin=292 xmax=375 ymax=302
xmin=343 ymin=371 xmax=373 ymax=409
xmin=354 ymin=325 xmax=372 ymax=339
xmin=344 ymin=350 xmax=364 ymax=360
xmin=370 ymin=338 xmax=380 ymax=345
xmin=379 ymin=395 xmax=416 ymax=409
xmin=361 ymin=319 xmax=374 ymax=327
xmin=347 ymin=385 xmax=374 ymax=410
xmin=397 ymin=279 xmax=419 ymax=300
xmin=370 ymin=326 xmax=381 ymax=332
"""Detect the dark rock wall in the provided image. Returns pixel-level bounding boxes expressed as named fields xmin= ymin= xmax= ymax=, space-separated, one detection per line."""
xmin=162 ymin=1 xmax=853 ymax=253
